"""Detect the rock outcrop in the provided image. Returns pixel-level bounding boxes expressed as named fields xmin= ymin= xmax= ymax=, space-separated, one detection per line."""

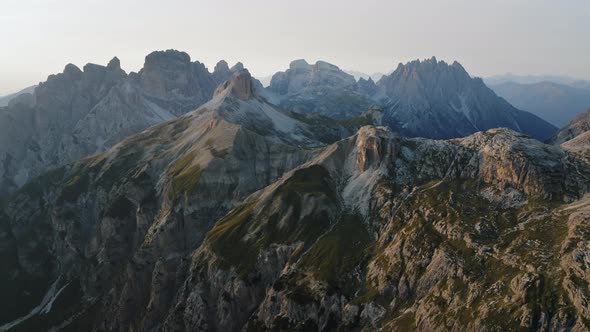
xmin=212 ymin=60 xmax=245 ymax=85
xmin=138 ymin=50 xmax=217 ymax=116
xmin=357 ymin=77 xmax=378 ymax=96
xmin=213 ymin=69 xmax=255 ymax=100
xmin=550 ymin=108 xmax=590 ymax=144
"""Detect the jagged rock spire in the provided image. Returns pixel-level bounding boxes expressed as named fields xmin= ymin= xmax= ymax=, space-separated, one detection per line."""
xmin=214 ymin=69 xmax=255 ymax=100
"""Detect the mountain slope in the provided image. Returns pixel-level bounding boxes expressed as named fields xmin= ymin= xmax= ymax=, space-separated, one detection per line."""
xmin=165 ymin=127 xmax=590 ymax=331
xmin=0 ymin=70 xmax=331 ymax=331
xmin=489 ymin=81 xmax=590 ymax=127
xmin=376 ymin=57 xmax=557 ymax=140
xmin=1 ymin=65 xmax=589 ymax=331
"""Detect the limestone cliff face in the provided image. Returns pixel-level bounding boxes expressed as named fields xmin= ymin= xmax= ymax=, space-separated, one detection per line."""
xmin=0 ymin=59 xmax=127 ymax=195
xmin=138 ymin=50 xmax=218 ymax=116
xmin=458 ymin=128 xmax=582 ymax=200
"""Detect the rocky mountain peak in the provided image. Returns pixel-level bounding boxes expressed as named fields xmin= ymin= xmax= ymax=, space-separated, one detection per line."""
xmin=82 ymin=59 xmax=126 ymax=85
xmin=387 ymin=57 xmax=470 ymax=84
xmin=137 ymin=49 xmax=218 ymax=115
xmin=425 ymin=55 xmax=438 ymax=63
xmin=231 ymin=62 xmax=244 ymax=71
xmin=451 ymin=60 xmax=465 ymax=71
xmin=269 ymin=59 xmax=357 ymax=96
xmin=289 ymin=59 xmax=310 ymax=70
xmin=376 ymin=58 xmax=556 ymax=140
xmin=143 ymin=49 xmax=191 ymax=70
xmin=107 ymin=56 xmax=121 ymax=70
xmin=358 ymin=76 xmax=377 ymax=95
xmin=214 ymin=69 xmax=255 ymax=100
xmin=212 ymin=60 xmax=246 ymax=85
xmin=214 ymin=60 xmax=230 ymax=73
xmin=63 ymin=63 xmax=83 ymax=77
xmin=314 ymin=60 xmax=341 ymax=71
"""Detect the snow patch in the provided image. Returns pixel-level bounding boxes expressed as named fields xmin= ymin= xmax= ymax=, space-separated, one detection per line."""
xmin=451 ymin=94 xmax=471 ymax=118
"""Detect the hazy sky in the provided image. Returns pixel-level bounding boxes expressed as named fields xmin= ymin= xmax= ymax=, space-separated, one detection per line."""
xmin=1 ymin=0 xmax=589 ymax=95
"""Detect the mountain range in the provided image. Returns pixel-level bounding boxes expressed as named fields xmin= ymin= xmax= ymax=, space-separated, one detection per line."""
xmin=484 ymin=73 xmax=590 ymax=90
xmin=1 ymin=52 xmax=559 ymax=196
xmin=266 ymin=57 xmax=556 ymax=140
xmin=1 ymin=69 xmax=590 ymax=331
xmin=489 ymin=81 xmax=590 ymax=127
xmin=1 ymin=51 xmax=590 ymax=331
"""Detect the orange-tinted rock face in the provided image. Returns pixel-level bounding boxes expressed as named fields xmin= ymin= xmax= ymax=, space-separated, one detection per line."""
xmin=355 ymin=126 xmax=397 ymax=173
xmin=214 ymin=69 xmax=255 ymax=101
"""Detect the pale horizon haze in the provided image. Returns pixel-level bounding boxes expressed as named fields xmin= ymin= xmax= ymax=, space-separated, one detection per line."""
xmin=1 ymin=0 xmax=589 ymax=95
